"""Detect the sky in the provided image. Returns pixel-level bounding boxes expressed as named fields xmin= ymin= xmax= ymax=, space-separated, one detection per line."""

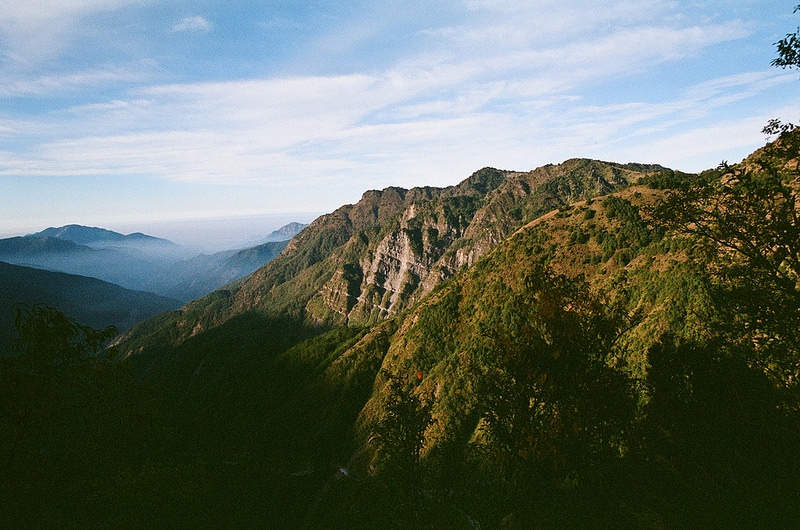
xmin=1 ymin=0 xmax=799 ymax=249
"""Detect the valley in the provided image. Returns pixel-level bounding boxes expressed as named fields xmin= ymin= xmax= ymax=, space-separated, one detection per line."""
xmin=0 ymin=222 xmax=306 ymax=356
xmin=4 ymin=131 xmax=800 ymax=527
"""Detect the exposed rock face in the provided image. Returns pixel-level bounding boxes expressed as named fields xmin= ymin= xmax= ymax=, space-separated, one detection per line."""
xmin=350 ymin=203 xmax=459 ymax=320
xmin=300 ymin=160 xmax=651 ymax=326
xmin=304 ymin=182 xmax=488 ymax=324
xmin=300 ymin=159 xmax=665 ymax=447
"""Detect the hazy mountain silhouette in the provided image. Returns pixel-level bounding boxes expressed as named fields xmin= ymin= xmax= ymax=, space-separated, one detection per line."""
xmin=30 ymin=224 xmax=190 ymax=263
xmin=0 ymin=222 xmax=306 ymax=302
xmin=262 ymin=222 xmax=307 ymax=242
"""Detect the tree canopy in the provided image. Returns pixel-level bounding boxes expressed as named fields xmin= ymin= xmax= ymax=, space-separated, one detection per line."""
xmin=773 ymin=4 xmax=800 ymax=69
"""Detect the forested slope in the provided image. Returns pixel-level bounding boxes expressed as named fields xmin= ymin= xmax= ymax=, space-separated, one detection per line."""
xmin=4 ymin=132 xmax=800 ymax=527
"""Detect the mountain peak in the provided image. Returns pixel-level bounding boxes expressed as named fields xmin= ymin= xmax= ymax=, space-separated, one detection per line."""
xmin=263 ymin=222 xmax=308 ymax=242
xmin=30 ymin=224 xmax=175 ymax=247
xmin=32 ymin=224 xmax=124 ymax=245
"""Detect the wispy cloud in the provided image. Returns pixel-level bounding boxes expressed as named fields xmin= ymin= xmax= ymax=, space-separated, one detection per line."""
xmin=0 ymin=0 xmax=794 ymax=227
xmin=0 ymin=0 xmax=143 ymax=63
xmin=0 ymin=0 xmax=143 ymax=26
xmin=172 ymin=16 xmax=212 ymax=33
xmin=1 ymin=61 xmax=792 ymax=191
xmin=0 ymin=68 xmax=147 ymax=97
xmin=417 ymin=17 xmax=749 ymax=84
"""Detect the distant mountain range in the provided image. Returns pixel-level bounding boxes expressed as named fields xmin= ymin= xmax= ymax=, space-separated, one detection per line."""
xmin=0 ymin=221 xmax=306 ymax=355
xmin=144 ymin=240 xmax=292 ymax=301
xmin=32 ymin=224 xmax=190 ymax=262
xmin=0 ymin=222 xmax=307 ymax=302
xmin=32 ymin=224 xmax=178 ymax=248
xmin=0 ymin=235 xmax=168 ymax=292
xmin=262 ymin=222 xmax=307 ymax=243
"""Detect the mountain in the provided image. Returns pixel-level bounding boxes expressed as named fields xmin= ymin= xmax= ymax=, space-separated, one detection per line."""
xmin=30 ymin=224 xmax=190 ymax=263
xmin=9 ymin=132 xmax=800 ymax=527
xmin=115 ymin=159 xmax=670 ymax=349
xmin=33 ymin=224 xmax=168 ymax=246
xmin=0 ymin=234 xmax=91 ymax=256
xmin=144 ymin=240 xmax=290 ymax=302
xmin=108 ymin=159 xmax=702 ymax=524
xmin=263 ymin=222 xmax=307 ymax=242
xmin=141 ymin=221 xmax=305 ymax=301
xmin=0 ymin=223 xmax=300 ymax=301
xmin=0 ymin=225 xmax=191 ymax=294
xmin=0 ymin=261 xmax=181 ymax=357
xmin=0 ymin=235 xmax=168 ymax=291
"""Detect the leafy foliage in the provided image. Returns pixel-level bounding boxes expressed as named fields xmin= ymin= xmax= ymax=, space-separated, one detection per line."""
xmin=474 ymin=266 xmax=635 ymax=495
xmin=772 ymin=4 xmax=800 ymax=69
xmin=652 ymin=130 xmax=800 ymax=387
xmin=635 ymin=334 xmax=800 ymax=528
xmin=371 ymin=370 xmax=435 ymax=496
xmin=12 ymin=301 xmax=117 ymax=365
xmin=0 ymin=304 xmax=167 ymax=527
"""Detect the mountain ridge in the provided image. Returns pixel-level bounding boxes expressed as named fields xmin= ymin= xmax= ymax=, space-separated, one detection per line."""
xmin=115 ymin=159 xmax=679 ymax=351
xmin=1 ymin=222 xmax=307 ymax=302
xmin=31 ymin=224 xmax=177 ymax=247
xmin=263 ymin=221 xmax=307 ymax=243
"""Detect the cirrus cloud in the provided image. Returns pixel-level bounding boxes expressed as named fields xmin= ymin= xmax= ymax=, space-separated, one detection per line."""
xmin=1 ymin=0 xmax=797 ymax=235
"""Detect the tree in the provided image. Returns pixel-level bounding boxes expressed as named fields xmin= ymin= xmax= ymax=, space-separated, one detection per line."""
xmin=766 ymin=5 xmax=800 ymax=136
xmin=371 ymin=370 xmax=435 ymax=497
xmin=1 ymin=303 xmax=163 ymax=527
xmin=11 ymin=301 xmax=117 ymax=367
xmin=651 ymin=130 xmax=800 ymax=387
xmin=475 ymin=266 xmax=635 ymax=493
xmin=773 ymin=4 xmax=800 ymax=69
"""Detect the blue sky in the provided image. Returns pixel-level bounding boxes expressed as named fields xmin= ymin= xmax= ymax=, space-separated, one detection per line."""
xmin=1 ymin=1 xmax=799 ymax=247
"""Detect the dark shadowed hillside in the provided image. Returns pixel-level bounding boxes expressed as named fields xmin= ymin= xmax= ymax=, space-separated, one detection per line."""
xmin=0 ymin=261 xmax=181 ymax=357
